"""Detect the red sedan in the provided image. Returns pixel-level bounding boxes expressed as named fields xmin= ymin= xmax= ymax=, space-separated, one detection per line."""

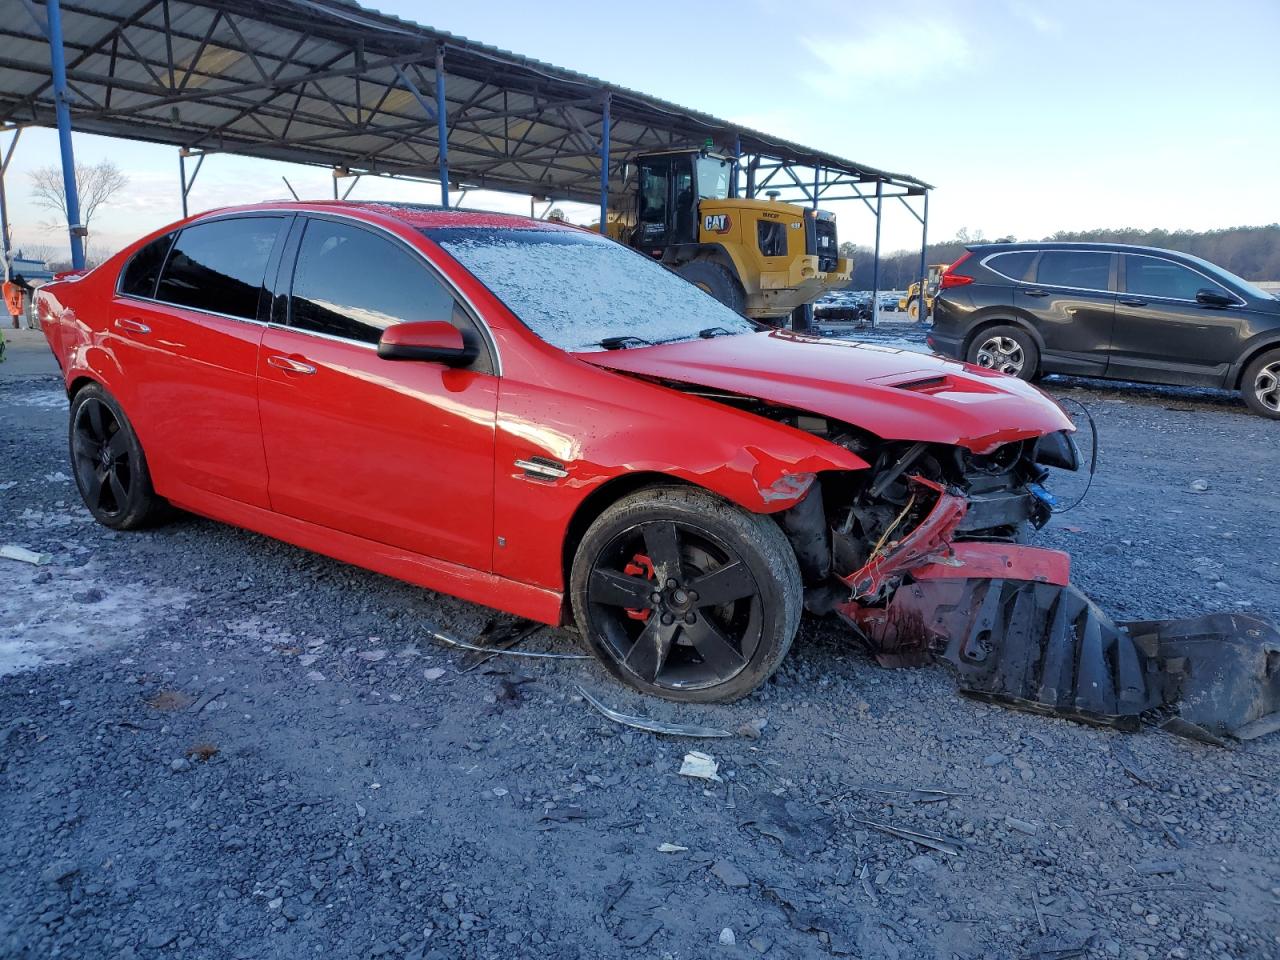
xmin=37 ymin=202 xmax=1078 ymax=702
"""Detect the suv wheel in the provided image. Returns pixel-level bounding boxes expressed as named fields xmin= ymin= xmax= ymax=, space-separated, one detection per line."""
xmin=967 ymin=325 xmax=1039 ymax=380
xmin=570 ymin=485 xmax=801 ymax=703
xmin=1242 ymin=348 xmax=1280 ymax=419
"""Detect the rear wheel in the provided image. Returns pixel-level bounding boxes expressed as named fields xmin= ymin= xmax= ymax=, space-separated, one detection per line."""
xmin=69 ymin=384 xmax=166 ymax=530
xmin=570 ymin=486 xmax=801 ymax=703
xmin=674 ymin=260 xmax=746 ymax=315
xmin=1242 ymin=348 xmax=1280 ymax=419
xmin=967 ymin=324 xmax=1039 ymax=380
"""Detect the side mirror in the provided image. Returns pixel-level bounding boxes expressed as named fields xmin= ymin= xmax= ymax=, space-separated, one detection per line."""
xmin=1195 ymin=288 xmax=1234 ymax=308
xmin=377 ymin=321 xmax=478 ymax=366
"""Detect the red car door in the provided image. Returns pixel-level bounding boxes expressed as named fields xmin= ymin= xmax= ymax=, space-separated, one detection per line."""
xmin=110 ymin=215 xmax=287 ymax=508
xmin=257 ymin=216 xmax=498 ymax=572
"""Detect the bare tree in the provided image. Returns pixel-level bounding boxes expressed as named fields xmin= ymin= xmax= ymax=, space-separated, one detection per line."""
xmin=27 ymin=159 xmax=128 ymax=257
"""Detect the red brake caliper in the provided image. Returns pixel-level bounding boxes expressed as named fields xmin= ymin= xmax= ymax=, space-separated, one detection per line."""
xmin=623 ymin=553 xmax=655 ymax=621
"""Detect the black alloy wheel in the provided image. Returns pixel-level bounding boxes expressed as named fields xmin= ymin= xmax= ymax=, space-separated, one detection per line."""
xmin=69 ymin=384 xmax=165 ymax=529
xmin=571 ymin=486 xmax=801 ymax=703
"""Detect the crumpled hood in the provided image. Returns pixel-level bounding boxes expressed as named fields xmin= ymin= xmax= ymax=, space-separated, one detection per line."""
xmin=577 ymin=330 xmax=1074 ymax=454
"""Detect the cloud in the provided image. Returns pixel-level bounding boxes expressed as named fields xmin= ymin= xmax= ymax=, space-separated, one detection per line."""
xmin=803 ymin=18 xmax=972 ymax=88
xmin=1006 ymin=0 xmax=1060 ymax=35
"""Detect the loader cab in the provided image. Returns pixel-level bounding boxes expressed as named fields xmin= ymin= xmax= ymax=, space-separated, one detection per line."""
xmin=634 ymin=150 xmax=733 ymax=253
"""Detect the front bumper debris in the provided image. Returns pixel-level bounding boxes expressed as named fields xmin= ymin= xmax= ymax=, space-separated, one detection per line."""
xmin=836 ymin=496 xmax=1280 ymax=743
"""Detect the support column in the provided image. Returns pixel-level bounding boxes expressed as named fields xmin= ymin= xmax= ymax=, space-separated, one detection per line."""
xmin=435 ymin=48 xmax=449 ymax=208
xmin=870 ymin=179 xmax=883 ymax=330
xmin=917 ymin=190 xmax=930 ymax=323
xmin=47 ymin=0 xmax=84 ymax=269
xmin=0 ymin=129 xmax=18 ymax=327
xmin=730 ymin=134 xmax=741 ymax=199
xmin=598 ymin=94 xmax=611 ymax=234
xmin=179 ymin=151 xmax=188 ymax=216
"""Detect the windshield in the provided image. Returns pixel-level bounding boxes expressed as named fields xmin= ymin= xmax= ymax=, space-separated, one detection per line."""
xmin=1180 ymin=252 xmax=1274 ymax=301
xmin=696 ymin=157 xmax=732 ymax=200
xmin=426 ymin=227 xmax=755 ymax=352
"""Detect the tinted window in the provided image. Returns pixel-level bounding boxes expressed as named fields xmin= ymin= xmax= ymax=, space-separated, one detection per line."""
xmin=986 ymin=251 xmax=1035 ymax=281
xmin=1035 ymin=251 xmax=1110 ymax=291
xmin=119 ymin=232 xmax=175 ymax=298
xmin=289 ymin=219 xmax=460 ymax=345
xmin=1125 ymin=255 xmax=1230 ymax=301
xmin=156 ymin=218 xmax=282 ymax=319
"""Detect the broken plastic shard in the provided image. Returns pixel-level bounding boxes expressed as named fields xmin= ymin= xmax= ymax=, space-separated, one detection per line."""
xmin=0 ymin=544 xmax=51 ymax=566
xmin=578 ymin=686 xmax=732 ymax=738
xmin=656 ymin=842 xmax=688 ymax=853
xmin=678 ymin=751 xmax=722 ymax=782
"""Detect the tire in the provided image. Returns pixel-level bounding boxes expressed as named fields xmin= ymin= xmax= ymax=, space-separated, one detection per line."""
xmin=906 ymin=297 xmax=921 ymax=321
xmin=1241 ymin=348 xmax=1280 ymax=419
xmin=674 ymin=260 xmax=746 ymax=315
xmin=966 ymin=324 xmax=1040 ymax=380
xmin=569 ymin=485 xmax=802 ymax=703
xmin=69 ymin=384 xmax=166 ymax=530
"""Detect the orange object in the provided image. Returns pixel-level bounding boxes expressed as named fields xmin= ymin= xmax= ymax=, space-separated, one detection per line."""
xmin=3 ymin=280 xmax=23 ymax=317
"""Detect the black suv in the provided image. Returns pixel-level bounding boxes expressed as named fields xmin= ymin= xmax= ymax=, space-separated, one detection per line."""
xmin=928 ymin=242 xmax=1280 ymax=418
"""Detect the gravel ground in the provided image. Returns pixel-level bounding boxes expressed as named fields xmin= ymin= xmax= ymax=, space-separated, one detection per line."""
xmin=1 ymin=354 xmax=1278 ymax=960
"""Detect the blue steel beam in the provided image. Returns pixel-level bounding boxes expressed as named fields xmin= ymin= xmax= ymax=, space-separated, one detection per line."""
xmin=598 ymin=94 xmax=610 ymax=233
xmin=46 ymin=0 xmax=84 ymax=269
xmin=435 ymin=48 xmax=449 ymax=208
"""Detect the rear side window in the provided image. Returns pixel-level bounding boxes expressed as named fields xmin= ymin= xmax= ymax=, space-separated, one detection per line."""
xmin=1125 ymin=255 xmax=1230 ymax=301
xmin=1035 ymin=251 xmax=1110 ymax=291
xmin=289 ymin=219 xmax=461 ymax=345
xmin=985 ymin=251 xmax=1034 ymax=282
xmin=156 ymin=217 xmax=283 ymax=320
xmin=757 ymin=220 xmax=787 ymax=257
xmin=119 ymin=232 xmax=175 ymax=298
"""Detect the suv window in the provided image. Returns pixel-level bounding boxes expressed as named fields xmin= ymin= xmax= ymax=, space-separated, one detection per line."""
xmin=985 ymin=251 xmax=1035 ymax=282
xmin=1035 ymin=251 xmax=1111 ymax=291
xmin=119 ymin=232 xmax=175 ymax=298
xmin=1125 ymin=255 xmax=1231 ymax=302
xmin=155 ymin=217 xmax=282 ymax=319
xmin=289 ymin=218 xmax=466 ymax=347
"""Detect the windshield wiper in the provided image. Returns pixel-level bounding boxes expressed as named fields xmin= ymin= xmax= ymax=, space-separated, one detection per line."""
xmin=597 ymin=335 xmax=653 ymax=350
xmin=698 ymin=326 xmax=736 ymax=339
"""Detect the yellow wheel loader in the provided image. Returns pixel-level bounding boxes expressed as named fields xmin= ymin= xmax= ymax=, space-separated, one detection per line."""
xmin=603 ymin=149 xmax=853 ymax=322
xmin=899 ymin=263 xmax=949 ymax=321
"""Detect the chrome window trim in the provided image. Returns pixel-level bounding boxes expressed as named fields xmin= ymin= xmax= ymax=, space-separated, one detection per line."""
xmin=263 ymin=322 xmax=378 ymax=351
xmin=978 ymin=251 xmax=1037 ymax=285
xmin=113 ymin=291 xmax=267 ymax=327
xmin=1120 ymin=252 xmax=1246 ymax=307
xmin=983 ymin=250 xmax=1115 ymax=294
xmin=115 ymin=207 xmax=505 ymax=375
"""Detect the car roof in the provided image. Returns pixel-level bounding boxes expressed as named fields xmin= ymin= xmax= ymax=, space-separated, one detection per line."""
xmin=964 ymin=240 xmax=1203 ymax=259
xmin=186 ymin=200 xmax=571 ymax=232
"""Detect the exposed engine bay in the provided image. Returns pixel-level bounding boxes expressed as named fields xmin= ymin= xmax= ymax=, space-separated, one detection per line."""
xmin=675 ymin=381 xmax=1280 ymax=744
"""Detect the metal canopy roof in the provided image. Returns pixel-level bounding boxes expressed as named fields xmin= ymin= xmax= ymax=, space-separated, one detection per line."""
xmin=0 ymin=0 xmax=930 ymax=208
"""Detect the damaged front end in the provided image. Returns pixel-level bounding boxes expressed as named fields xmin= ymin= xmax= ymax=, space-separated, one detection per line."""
xmin=773 ymin=432 xmax=1280 ymax=744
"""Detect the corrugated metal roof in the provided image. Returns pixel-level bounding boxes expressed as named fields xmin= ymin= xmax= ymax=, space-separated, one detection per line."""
xmin=0 ymin=1 xmax=930 ymax=206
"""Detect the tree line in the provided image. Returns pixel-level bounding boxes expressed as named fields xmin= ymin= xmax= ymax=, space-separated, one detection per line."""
xmin=840 ymin=224 xmax=1280 ymax=290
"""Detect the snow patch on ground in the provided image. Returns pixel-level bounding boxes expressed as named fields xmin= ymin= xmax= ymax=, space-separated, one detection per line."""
xmin=6 ymin=389 xmax=68 ymax=411
xmin=0 ymin=559 xmax=189 ymax=676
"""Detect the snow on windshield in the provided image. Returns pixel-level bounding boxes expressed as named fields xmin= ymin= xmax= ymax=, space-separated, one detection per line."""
xmin=428 ymin=228 xmax=755 ymax=352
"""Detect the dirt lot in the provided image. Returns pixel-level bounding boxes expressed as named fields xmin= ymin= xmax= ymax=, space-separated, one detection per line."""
xmin=2 ymin=343 xmax=1278 ymax=960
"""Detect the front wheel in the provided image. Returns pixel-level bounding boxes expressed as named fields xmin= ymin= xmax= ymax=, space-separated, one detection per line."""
xmin=570 ymin=486 xmax=802 ymax=703
xmin=1242 ymin=348 xmax=1280 ymax=419
xmin=673 ymin=261 xmax=746 ymax=315
xmin=906 ymin=297 xmax=922 ymax=321
xmin=69 ymin=384 xmax=167 ymax=530
xmin=967 ymin=324 xmax=1040 ymax=381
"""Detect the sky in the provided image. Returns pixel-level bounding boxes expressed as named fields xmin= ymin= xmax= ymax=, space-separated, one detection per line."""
xmin=4 ymin=0 xmax=1279 ymax=263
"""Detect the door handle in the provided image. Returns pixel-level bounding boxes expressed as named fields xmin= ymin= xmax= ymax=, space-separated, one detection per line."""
xmin=114 ymin=318 xmax=151 ymax=334
xmin=1023 ymin=289 xmax=1050 ymax=298
xmin=1118 ymin=297 xmax=1146 ymax=306
xmin=266 ymin=354 xmax=317 ymax=375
